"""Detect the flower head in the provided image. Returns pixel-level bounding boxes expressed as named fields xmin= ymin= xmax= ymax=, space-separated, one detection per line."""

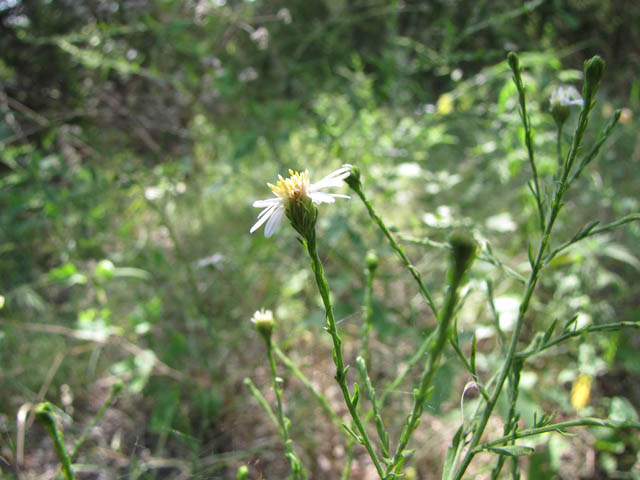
xmin=250 ymin=166 xmax=351 ymax=237
xmin=251 ymin=308 xmax=274 ymax=342
xmin=550 ymin=86 xmax=583 ymax=127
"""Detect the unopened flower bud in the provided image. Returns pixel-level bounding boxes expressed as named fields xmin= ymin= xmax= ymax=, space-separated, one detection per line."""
xmin=365 ymin=250 xmax=379 ymax=272
xmin=507 ymin=52 xmax=520 ymax=73
xmin=251 ymin=309 xmax=274 ymax=344
xmin=584 ymin=55 xmax=605 ymax=93
xmin=449 ymin=232 xmax=476 ymax=279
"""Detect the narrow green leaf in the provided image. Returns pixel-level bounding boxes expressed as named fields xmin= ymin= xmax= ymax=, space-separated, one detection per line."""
xmin=487 ymin=445 xmax=535 ymax=457
xmin=527 ymin=242 xmax=535 ymax=269
xmin=543 ymin=319 xmax=557 ymax=344
xmin=342 ymin=424 xmax=362 ymax=444
xmin=442 ymin=426 xmax=464 ymax=480
xmin=351 ymin=383 xmax=360 ymax=408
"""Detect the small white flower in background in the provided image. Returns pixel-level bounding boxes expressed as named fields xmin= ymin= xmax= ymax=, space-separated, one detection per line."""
xmin=250 ymin=167 xmax=351 ymax=237
xmin=550 ymin=86 xmax=584 ymax=108
xmin=250 ymin=26 xmax=269 ymax=50
xmin=238 ymin=67 xmax=258 ymax=83
xmin=277 ymin=8 xmax=292 ymax=24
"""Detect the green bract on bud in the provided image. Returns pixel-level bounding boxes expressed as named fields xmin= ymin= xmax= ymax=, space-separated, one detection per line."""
xmin=584 ymin=55 xmax=605 ymax=93
xmin=251 ymin=308 xmax=275 ymax=344
xmin=286 ymin=195 xmax=318 ymax=241
xmin=236 ymin=465 xmax=249 ymax=480
xmin=507 ymin=52 xmax=520 ymax=73
xmin=449 ymin=233 xmax=477 ymax=279
xmin=343 ymin=164 xmax=362 ymax=191
xmin=365 ymin=250 xmax=379 ymax=271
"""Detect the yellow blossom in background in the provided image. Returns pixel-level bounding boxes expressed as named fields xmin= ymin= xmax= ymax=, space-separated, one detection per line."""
xmin=0 ymin=294 xmax=4 ymax=309
xmin=437 ymin=93 xmax=455 ymax=115
xmin=571 ymin=374 xmax=593 ymax=410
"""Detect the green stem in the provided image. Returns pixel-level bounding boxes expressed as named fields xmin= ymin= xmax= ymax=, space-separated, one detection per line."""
xmin=266 ymin=342 xmax=307 ymax=480
xmin=556 ymin=124 xmax=564 ymax=167
xmin=273 ymin=344 xmax=359 ymax=479
xmin=544 ymin=214 xmax=640 ymax=266
xmin=305 ymin=232 xmax=386 ymax=478
xmin=508 ymin=53 xmax=545 ymax=231
xmin=350 ymin=186 xmax=439 ymax=318
xmin=35 ymin=403 xmax=75 ymax=480
xmin=357 ymin=356 xmax=390 ymax=459
xmin=361 ymin=263 xmax=376 ymax=368
xmin=516 ymin=321 xmax=640 ymax=359
xmin=474 ymin=418 xmax=640 ymax=452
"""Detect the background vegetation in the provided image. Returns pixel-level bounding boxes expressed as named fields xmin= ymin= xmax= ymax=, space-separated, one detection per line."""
xmin=1 ymin=0 xmax=639 ymax=478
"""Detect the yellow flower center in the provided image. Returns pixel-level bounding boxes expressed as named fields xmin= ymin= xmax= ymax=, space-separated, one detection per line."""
xmin=268 ymin=169 xmax=310 ymax=201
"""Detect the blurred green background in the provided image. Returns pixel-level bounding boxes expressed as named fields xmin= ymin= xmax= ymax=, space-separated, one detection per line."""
xmin=1 ymin=1 xmax=639 ymax=478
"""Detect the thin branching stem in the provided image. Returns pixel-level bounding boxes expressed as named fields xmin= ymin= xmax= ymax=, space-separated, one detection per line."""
xmin=475 ymin=418 xmax=640 ymax=453
xmin=452 ymin=55 xmax=607 ymax=480
xmin=516 ymin=321 xmax=640 ymax=359
xmin=509 ymin=53 xmax=545 ymax=231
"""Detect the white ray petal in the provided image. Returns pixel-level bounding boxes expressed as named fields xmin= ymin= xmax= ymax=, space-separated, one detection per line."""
xmin=311 ymin=168 xmax=351 ymax=190
xmin=264 ymin=206 xmax=285 ymax=237
xmin=310 ymin=192 xmax=337 ymax=204
xmin=250 ymin=205 xmax=277 ymax=233
xmin=253 ymin=197 xmax=281 ymax=208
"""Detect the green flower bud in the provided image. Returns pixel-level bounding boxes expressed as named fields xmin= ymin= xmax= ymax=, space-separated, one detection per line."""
xmin=449 ymin=232 xmax=476 ymax=279
xmin=584 ymin=55 xmax=605 ymax=93
xmin=251 ymin=309 xmax=274 ymax=344
xmin=365 ymin=250 xmax=379 ymax=271
xmin=507 ymin=52 xmax=520 ymax=73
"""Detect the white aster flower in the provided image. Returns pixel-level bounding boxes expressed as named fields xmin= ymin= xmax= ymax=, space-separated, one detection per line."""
xmin=250 ymin=166 xmax=351 ymax=237
xmin=550 ymin=86 xmax=584 ymax=108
